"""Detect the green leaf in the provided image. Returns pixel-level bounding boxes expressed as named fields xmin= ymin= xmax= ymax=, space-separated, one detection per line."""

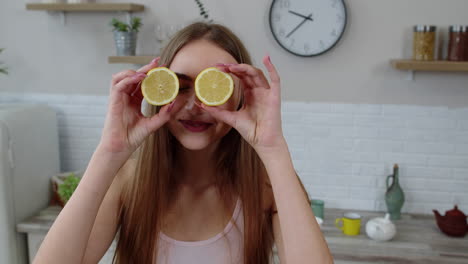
xmin=57 ymin=173 xmax=81 ymax=203
xmin=110 ymin=17 xmax=130 ymax=32
xmin=130 ymin=17 xmax=142 ymax=32
xmin=110 ymin=17 xmax=142 ymax=32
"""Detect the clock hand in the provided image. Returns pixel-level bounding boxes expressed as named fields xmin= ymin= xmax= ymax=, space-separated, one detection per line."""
xmin=286 ymin=13 xmax=312 ymax=38
xmin=288 ymin=10 xmax=313 ymax=21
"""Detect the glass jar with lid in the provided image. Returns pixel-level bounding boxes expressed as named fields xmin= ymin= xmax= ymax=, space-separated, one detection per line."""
xmin=413 ymin=25 xmax=437 ymax=61
xmin=447 ymin=25 xmax=466 ymax=61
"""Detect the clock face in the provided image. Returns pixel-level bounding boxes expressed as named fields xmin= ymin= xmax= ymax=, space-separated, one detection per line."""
xmin=269 ymin=0 xmax=347 ymax=57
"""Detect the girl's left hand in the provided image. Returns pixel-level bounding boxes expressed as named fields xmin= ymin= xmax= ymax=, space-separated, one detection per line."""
xmin=200 ymin=55 xmax=286 ymax=154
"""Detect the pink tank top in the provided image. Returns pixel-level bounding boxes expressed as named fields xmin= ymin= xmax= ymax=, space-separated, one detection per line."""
xmin=156 ymin=199 xmax=244 ymax=264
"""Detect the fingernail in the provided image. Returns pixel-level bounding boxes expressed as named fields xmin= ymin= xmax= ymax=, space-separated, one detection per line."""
xmin=132 ymin=73 xmax=145 ymax=79
xmin=168 ymin=100 xmax=176 ymax=112
xmin=194 ymin=101 xmax=204 ymax=109
xmin=219 ymin=67 xmax=229 ymax=73
xmin=151 ymin=57 xmax=159 ymax=64
xmin=131 ymin=82 xmax=142 ymax=96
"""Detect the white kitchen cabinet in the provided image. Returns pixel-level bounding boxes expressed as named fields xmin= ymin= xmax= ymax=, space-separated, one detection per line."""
xmin=26 ymin=233 xmax=45 ymax=263
xmin=1 ymin=104 xmax=61 ymax=264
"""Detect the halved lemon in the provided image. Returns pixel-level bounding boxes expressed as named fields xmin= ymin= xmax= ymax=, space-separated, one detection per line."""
xmin=195 ymin=67 xmax=234 ymax=106
xmin=141 ymin=67 xmax=179 ymax=106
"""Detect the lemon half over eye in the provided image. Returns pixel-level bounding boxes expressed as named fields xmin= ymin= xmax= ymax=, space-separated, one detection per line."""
xmin=141 ymin=67 xmax=179 ymax=106
xmin=194 ymin=67 xmax=234 ymax=106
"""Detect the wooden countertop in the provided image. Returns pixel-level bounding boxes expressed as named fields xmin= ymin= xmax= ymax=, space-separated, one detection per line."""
xmin=17 ymin=206 xmax=468 ymax=263
xmin=323 ymin=208 xmax=468 ymax=263
xmin=17 ymin=206 xmax=61 ymax=233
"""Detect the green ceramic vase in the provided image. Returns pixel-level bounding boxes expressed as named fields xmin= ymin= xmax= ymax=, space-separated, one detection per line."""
xmin=385 ymin=164 xmax=405 ymax=220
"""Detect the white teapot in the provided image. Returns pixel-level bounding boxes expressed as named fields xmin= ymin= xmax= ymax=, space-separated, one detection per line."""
xmin=315 ymin=217 xmax=323 ymax=228
xmin=365 ymin=213 xmax=396 ymax=241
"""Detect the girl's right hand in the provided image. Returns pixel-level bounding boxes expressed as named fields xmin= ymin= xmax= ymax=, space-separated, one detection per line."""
xmin=99 ymin=57 xmax=177 ymax=158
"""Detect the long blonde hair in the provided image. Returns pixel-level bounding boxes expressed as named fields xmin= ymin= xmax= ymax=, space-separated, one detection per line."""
xmin=114 ymin=22 xmax=307 ymax=263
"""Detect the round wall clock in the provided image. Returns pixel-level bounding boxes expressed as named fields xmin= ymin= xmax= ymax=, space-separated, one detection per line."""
xmin=269 ymin=0 xmax=347 ymax=57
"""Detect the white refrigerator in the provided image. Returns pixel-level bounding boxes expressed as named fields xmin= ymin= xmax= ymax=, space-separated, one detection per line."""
xmin=0 ymin=104 xmax=60 ymax=264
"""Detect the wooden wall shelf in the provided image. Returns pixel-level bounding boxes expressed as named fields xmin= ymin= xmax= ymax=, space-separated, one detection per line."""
xmin=108 ymin=56 xmax=157 ymax=65
xmin=391 ymin=59 xmax=468 ymax=72
xmin=26 ymin=3 xmax=144 ymax=12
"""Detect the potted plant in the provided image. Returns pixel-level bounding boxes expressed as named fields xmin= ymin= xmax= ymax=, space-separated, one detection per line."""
xmin=0 ymin=48 xmax=8 ymax=75
xmin=110 ymin=17 xmax=142 ymax=56
xmin=51 ymin=171 xmax=82 ymax=207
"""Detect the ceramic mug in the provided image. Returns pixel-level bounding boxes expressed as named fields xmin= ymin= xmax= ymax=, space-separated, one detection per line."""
xmin=335 ymin=212 xmax=361 ymax=236
xmin=311 ymin=199 xmax=325 ymax=219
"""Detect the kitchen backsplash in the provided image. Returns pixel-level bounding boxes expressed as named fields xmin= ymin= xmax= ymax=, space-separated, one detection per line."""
xmin=1 ymin=92 xmax=467 ymax=215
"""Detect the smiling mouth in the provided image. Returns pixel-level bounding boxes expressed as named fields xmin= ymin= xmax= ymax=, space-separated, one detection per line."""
xmin=179 ymin=120 xmax=213 ymax=132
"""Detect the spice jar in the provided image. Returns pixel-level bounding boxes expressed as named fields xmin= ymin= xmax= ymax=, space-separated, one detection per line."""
xmin=413 ymin=25 xmax=436 ymax=61
xmin=448 ymin=25 xmax=466 ymax=61
xmin=464 ymin=26 xmax=468 ymax=61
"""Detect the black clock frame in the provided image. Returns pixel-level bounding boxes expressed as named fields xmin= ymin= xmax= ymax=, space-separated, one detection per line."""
xmin=268 ymin=0 xmax=348 ymax=57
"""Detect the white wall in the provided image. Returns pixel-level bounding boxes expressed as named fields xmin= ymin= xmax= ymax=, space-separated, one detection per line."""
xmin=1 ymin=0 xmax=468 ymax=106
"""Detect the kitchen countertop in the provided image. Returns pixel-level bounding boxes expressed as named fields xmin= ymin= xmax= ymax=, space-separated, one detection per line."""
xmin=17 ymin=206 xmax=62 ymax=233
xmin=323 ymin=208 xmax=468 ymax=263
xmin=17 ymin=206 xmax=468 ymax=263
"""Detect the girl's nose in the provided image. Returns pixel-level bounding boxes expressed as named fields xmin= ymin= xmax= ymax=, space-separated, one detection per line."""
xmin=184 ymin=92 xmax=202 ymax=111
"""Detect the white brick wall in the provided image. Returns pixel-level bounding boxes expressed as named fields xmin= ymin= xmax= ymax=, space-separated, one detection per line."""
xmin=1 ymin=93 xmax=467 ymax=215
xmin=284 ymin=102 xmax=468 ymax=215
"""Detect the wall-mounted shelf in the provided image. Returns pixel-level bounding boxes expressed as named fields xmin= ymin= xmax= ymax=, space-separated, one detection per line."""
xmin=390 ymin=59 xmax=468 ymax=81
xmin=391 ymin=59 xmax=468 ymax=72
xmin=108 ymin=56 xmax=157 ymax=65
xmin=26 ymin=3 xmax=144 ymax=25
xmin=26 ymin=3 xmax=144 ymax=12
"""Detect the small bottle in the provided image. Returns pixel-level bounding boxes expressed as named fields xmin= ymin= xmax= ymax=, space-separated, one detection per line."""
xmin=464 ymin=26 xmax=468 ymax=61
xmin=385 ymin=164 xmax=405 ymax=220
xmin=447 ymin=25 xmax=466 ymax=61
xmin=413 ymin=25 xmax=437 ymax=61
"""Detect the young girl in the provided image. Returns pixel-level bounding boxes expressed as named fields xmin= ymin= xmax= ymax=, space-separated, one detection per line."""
xmin=34 ymin=22 xmax=332 ymax=264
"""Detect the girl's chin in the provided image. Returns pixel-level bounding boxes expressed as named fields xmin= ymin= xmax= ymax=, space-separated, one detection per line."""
xmin=176 ymin=137 xmax=216 ymax=151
